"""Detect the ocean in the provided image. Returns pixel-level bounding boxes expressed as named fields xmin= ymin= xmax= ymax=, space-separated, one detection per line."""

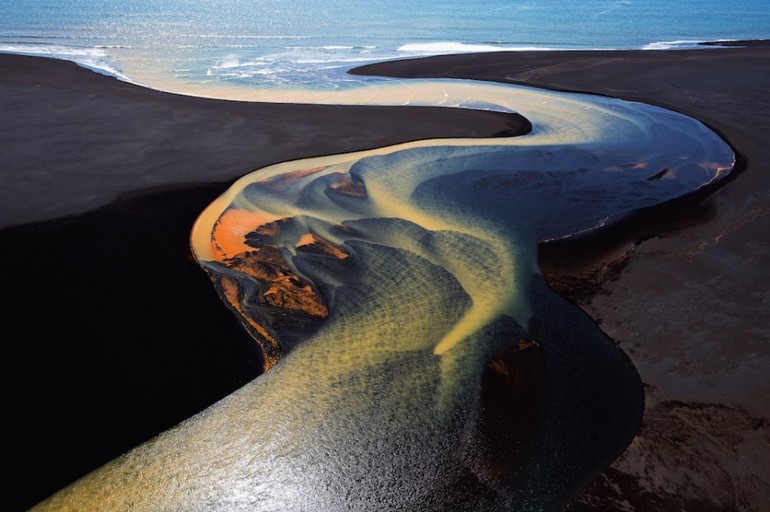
xmin=1 ymin=0 xmax=769 ymax=94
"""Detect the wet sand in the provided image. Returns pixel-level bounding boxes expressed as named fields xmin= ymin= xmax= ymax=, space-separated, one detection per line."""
xmin=3 ymin=42 xmax=769 ymax=511
xmin=357 ymin=41 xmax=770 ymax=511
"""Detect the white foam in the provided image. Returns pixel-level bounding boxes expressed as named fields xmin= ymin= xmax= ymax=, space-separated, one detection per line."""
xmin=642 ymin=40 xmax=711 ymax=50
xmin=397 ymin=41 xmax=557 ymax=54
xmin=213 ymin=54 xmax=244 ymax=69
xmin=0 ymin=43 xmax=129 ymax=80
xmin=0 ymin=43 xmax=107 ymax=58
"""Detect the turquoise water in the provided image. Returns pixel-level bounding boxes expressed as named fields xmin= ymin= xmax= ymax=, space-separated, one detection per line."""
xmin=2 ymin=0 xmax=769 ymax=90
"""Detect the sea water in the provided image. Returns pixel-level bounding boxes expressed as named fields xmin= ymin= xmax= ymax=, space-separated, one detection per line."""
xmin=1 ymin=0 xmax=769 ymax=93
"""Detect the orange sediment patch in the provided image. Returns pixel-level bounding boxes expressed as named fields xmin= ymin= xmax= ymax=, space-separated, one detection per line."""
xmin=211 ymin=208 xmax=281 ymax=260
xmin=328 ymin=174 xmax=367 ymax=198
xmin=208 ymin=217 xmax=332 ymax=368
xmin=297 ymin=233 xmax=316 ymax=247
xmin=224 ymin=247 xmax=329 ymax=318
xmin=219 ymin=273 xmax=280 ymax=369
xmin=296 ymin=232 xmax=350 ymax=260
xmin=214 ymin=247 xmax=329 ymax=368
xmin=207 ymin=212 xmax=335 ymax=366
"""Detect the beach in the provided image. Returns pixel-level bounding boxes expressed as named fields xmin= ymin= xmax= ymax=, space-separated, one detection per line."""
xmin=2 ymin=42 xmax=769 ymax=511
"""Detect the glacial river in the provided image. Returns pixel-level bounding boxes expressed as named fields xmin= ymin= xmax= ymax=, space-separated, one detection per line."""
xmin=33 ymin=79 xmax=733 ymax=511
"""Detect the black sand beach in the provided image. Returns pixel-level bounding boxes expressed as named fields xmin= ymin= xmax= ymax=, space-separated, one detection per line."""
xmin=2 ymin=42 xmax=769 ymax=511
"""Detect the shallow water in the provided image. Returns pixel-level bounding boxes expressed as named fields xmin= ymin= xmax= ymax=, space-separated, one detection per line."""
xmin=32 ymin=79 xmax=734 ymax=511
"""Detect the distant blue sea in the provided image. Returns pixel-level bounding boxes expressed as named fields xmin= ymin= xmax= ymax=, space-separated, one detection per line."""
xmin=1 ymin=0 xmax=769 ymax=92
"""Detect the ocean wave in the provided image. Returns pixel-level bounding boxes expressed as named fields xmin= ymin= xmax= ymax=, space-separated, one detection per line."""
xmin=0 ymin=43 xmax=128 ymax=80
xmin=0 ymin=42 xmax=107 ymax=56
xmin=178 ymin=33 xmax=307 ymax=40
xmin=293 ymin=56 xmax=384 ymax=65
xmin=210 ymin=54 xmax=247 ymax=69
xmin=0 ymin=33 xmax=112 ymax=41
xmin=204 ymin=49 xmax=394 ymax=87
xmin=397 ymin=41 xmax=559 ymax=54
xmin=642 ymin=40 xmax=712 ymax=50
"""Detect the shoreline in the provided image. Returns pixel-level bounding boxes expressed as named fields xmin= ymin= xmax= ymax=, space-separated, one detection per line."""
xmin=2 ymin=38 xmax=766 ymax=92
xmin=2 ymin=44 xmax=769 ymax=511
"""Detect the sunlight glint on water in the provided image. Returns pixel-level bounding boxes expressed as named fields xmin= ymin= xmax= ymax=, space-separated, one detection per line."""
xmin=1 ymin=0 xmax=769 ymax=94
